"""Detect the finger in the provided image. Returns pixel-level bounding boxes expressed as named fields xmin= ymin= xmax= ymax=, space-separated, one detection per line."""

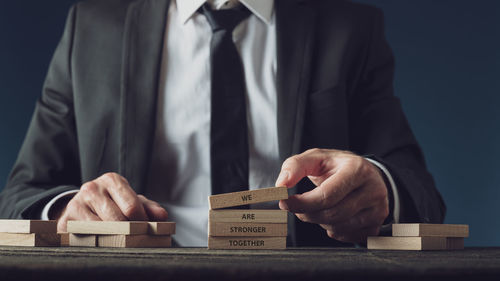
xmin=294 ymin=185 xmax=378 ymax=225
xmin=85 ymin=189 xmax=128 ymax=221
xmin=57 ymin=199 xmax=101 ymax=232
xmin=275 ymin=149 xmax=332 ymax=188
xmin=138 ymin=195 xmax=168 ymax=221
xmin=280 ymin=165 xmax=359 ymax=213
xmin=96 ymin=173 xmax=148 ymax=221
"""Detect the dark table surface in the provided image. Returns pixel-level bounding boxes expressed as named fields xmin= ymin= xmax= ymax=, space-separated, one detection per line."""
xmin=1 ymin=246 xmax=499 ymax=281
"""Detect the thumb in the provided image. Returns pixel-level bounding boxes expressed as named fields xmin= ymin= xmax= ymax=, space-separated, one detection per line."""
xmin=275 ymin=149 xmax=327 ymax=188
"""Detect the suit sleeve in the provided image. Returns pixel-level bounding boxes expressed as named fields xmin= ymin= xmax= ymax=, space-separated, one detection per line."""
xmin=348 ymin=8 xmax=446 ymax=223
xmin=0 ymin=5 xmax=81 ymax=219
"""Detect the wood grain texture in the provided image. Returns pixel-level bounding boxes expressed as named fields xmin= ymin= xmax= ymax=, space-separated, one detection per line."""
xmin=98 ymin=235 xmax=172 ymax=248
xmin=0 ymin=220 xmax=57 ymax=234
xmin=209 ymin=222 xmax=287 ymax=237
xmin=367 ymin=236 xmax=465 ymax=250
xmin=208 ymin=236 xmax=286 ymax=249
xmin=59 ymin=233 xmax=70 ymax=247
xmin=0 ymin=233 xmax=60 ymax=247
xmin=69 ymin=234 xmax=97 ymax=247
xmin=209 ymin=187 xmax=288 ymax=209
xmin=392 ymin=224 xmax=469 ymax=237
xmin=209 ymin=210 xmax=288 ymax=223
xmin=147 ymin=222 xmax=176 ymax=235
xmin=67 ymin=221 xmax=148 ymax=235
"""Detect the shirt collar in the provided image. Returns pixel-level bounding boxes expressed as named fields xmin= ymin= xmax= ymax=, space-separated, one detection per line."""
xmin=176 ymin=0 xmax=274 ymax=25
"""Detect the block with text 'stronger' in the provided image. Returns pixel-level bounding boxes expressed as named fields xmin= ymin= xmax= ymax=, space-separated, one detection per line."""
xmin=209 ymin=186 xmax=289 ymax=209
xmin=209 ymin=222 xmax=287 ymax=237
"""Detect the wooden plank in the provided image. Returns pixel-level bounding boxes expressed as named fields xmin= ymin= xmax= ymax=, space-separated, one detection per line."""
xmin=209 ymin=222 xmax=287 ymax=237
xmin=209 ymin=187 xmax=288 ymax=209
xmin=67 ymin=221 xmax=148 ymax=235
xmin=447 ymin=237 xmax=465 ymax=250
xmin=98 ymin=235 xmax=172 ymax=248
xmin=0 ymin=220 xmax=57 ymax=234
xmin=208 ymin=236 xmax=286 ymax=250
xmin=0 ymin=233 xmax=60 ymax=247
xmin=69 ymin=234 xmax=97 ymax=247
xmin=59 ymin=233 xmax=70 ymax=247
xmin=147 ymin=222 xmax=176 ymax=235
xmin=367 ymin=236 xmax=465 ymax=250
xmin=392 ymin=224 xmax=469 ymax=238
xmin=209 ymin=210 xmax=288 ymax=223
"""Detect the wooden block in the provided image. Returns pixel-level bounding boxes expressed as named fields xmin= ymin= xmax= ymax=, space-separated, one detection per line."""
xmin=69 ymin=234 xmax=97 ymax=247
xmin=208 ymin=236 xmax=286 ymax=250
xmin=0 ymin=233 xmax=60 ymax=247
xmin=148 ymin=222 xmax=176 ymax=235
xmin=67 ymin=221 xmax=148 ymax=235
xmin=392 ymin=224 xmax=469 ymax=237
xmin=209 ymin=187 xmax=288 ymax=209
xmin=367 ymin=236 xmax=465 ymax=250
xmin=0 ymin=220 xmax=57 ymax=234
xmin=209 ymin=210 xmax=288 ymax=223
xmin=98 ymin=235 xmax=172 ymax=248
xmin=446 ymin=237 xmax=465 ymax=250
xmin=59 ymin=233 xmax=70 ymax=247
xmin=209 ymin=222 xmax=287 ymax=237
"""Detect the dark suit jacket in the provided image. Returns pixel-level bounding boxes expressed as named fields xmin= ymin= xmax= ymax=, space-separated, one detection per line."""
xmin=0 ymin=0 xmax=445 ymax=246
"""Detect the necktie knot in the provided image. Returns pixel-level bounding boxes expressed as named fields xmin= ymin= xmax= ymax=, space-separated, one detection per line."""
xmin=200 ymin=3 xmax=251 ymax=33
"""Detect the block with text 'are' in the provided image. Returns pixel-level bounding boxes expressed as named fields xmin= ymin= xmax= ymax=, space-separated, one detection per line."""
xmin=209 ymin=210 xmax=288 ymax=223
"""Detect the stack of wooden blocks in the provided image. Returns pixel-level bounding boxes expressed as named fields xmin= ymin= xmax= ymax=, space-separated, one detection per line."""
xmin=0 ymin=220 xmax=60 ymax=247
xmin=368 ymin=223 xmax=469 ymax=250
xmin=66 ymin=221 xmax=175 ymax=248
xmin=208 ymin=186 xmax=289 ymax=250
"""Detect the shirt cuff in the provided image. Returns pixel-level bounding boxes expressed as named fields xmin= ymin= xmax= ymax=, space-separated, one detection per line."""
xmin=40 ymin=190 xmax=79 ymax=220
xmin=365 ymin=158 xmax=400 ymax=224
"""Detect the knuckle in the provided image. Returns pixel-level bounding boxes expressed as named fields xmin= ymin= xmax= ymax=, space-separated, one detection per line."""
xmin=101 ymin=172 xmax=127 ymax=184
xmin=80 ymin=181 xmax=98 ymax=194
xmin=306 ymin=148 xmax=322 ymax=155
xmin=283 ymin=156 xmax=300 ymax=171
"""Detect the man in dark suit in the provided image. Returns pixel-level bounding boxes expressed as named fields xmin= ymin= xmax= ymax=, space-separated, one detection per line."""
xmin=0 ymin=0 xmax=445 ymax=246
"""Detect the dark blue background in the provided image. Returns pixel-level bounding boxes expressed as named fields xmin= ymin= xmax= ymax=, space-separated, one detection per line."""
xmin=0 ymin=1 xmax=499 ymax=246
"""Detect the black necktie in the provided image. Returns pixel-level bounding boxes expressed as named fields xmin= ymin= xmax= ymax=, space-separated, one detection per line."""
xmin=200 ymin=4 xmax=251 ymax=195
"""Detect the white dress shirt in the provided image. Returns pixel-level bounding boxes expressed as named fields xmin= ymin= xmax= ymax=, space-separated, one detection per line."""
xmin=42 ymin=0 xmax=399 ymax=247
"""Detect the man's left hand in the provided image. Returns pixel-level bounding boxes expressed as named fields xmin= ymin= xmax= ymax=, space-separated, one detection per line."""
xmin=275 ymin=148 xmax=390 ymax=243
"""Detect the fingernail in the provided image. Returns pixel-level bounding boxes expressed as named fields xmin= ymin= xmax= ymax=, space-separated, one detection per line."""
xmin=279 ymin=200 xmax=289 ymax=211
xmin=276 ymin=171 xmax=289 ymax=186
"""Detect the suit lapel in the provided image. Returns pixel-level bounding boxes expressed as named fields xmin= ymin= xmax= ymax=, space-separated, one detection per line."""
xmin=275 ymin=0 xmax=316 ymax=247
xmin=120 ymin=0 xmax=171 ymax=193
xmin=275 ymin=0 xmax=316 ymax=162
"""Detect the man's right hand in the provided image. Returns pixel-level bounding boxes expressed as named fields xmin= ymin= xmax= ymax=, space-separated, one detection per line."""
xmin=56 ymin=173 xmax=168 ymax=232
